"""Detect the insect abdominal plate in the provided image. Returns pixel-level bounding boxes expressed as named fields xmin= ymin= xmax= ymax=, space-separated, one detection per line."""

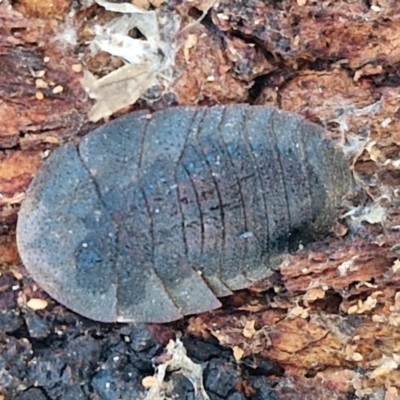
xmin=80 ymin=107 xmax=222 ymax=321
xmin=16 ymin=144 xmax=118 ymax=322
xmin=16 ymin=105 xmax=352 ymax=323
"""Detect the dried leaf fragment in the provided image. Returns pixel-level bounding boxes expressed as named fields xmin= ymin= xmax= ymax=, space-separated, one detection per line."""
xmin=81 ymin=0 xmax=180 ymax=121
xmin=144 ymin=339 xmax=210 ymax=400
xmin=345 ymin=203 xmax=387 ymax=228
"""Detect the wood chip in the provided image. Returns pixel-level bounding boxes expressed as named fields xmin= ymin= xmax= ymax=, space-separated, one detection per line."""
xmin=52 ymin=85 xmax=64 ymax=94
xmin=304 ymin=287 xmax=325 ymax=302
xmin=35 ymin=79 xmax=49 ymax=89
xmin=34 ymin=70 xmax=46 ymax=78
xmin=392 ymin=259 xmax=400 ymax=273
xmin=132 ymin=0 xmax=150 ymax=8
xmin=232 ymin=346 xmax=244 ymax=361
xmin=72 ymin=64 xmax=83 ymax=73
xmin=27 ymin=298 xmax=48 ymax=310
xmin=142 ymin=375 xmax=158 ymax=388
xmin=242 ymin=320 xmax=256 ymax=338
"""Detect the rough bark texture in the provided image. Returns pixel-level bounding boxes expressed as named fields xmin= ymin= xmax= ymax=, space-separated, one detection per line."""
xmin=1 ymin=0 xmax=400 ymax=399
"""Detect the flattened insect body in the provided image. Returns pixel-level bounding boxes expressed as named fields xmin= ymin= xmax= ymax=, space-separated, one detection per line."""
xmin=17 ymin=105 xmax=352 ymax=323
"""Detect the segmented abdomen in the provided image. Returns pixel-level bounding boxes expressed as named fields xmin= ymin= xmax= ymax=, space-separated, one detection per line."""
xmin=17 ymin=105 xmax=352 ymax=323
